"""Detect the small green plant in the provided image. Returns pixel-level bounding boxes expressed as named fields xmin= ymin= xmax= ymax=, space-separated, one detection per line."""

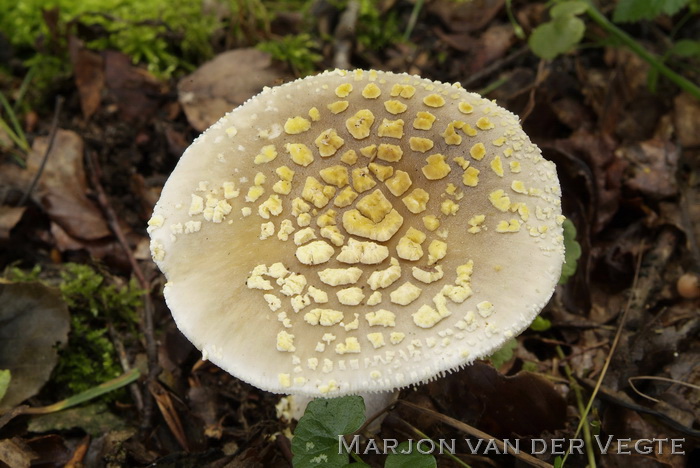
xmin=54 ymin=263 xmax=143 ymax=397
xmin=226 ymin=0 xmax=272 ymax=45
xmin=526 ymin=0 xmax=700 ymax=100
xmin=293 ymin=395 xmax=436 ymax=468
xmin=258 ymin=33 xmax=323 ymax=76
xmin=559 ymin=218 xmax=581 ymax=285
xmin=486 ymin=338 xmax=518 ymax=369
xmin=356 ymin=0 xmax=404 ymax=50
xmin=0 ymin=369 xmax=10 ymax=403
xmin=0 ymin=0 xmax=219 ymax=80
xmin=0 ymin=71 xmax=33 ymax=166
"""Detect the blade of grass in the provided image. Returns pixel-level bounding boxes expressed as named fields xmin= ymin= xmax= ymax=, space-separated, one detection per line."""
xmin=22 ymin=368 xmax=140 ymax=415
xmin=556 ymin=346 xmax=596 ymax=468
xmin=13 ymin=66 xmax=37 ymax=112
xmin=0 ymin=92 xmax=29 ymax=152
xmin=558 ymin=241 xmax=645 ymax=467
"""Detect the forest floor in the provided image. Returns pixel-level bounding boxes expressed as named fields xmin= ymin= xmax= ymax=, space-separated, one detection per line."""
xmin=0 ymin=1 xmax=699 ymax=467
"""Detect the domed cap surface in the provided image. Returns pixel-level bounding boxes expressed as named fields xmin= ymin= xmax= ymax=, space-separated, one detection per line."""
xmin=149 ymin=69 xmax=565 ymax=397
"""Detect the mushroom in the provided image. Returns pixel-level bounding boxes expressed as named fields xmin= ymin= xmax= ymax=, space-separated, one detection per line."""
xmin=148 ymin=69 xmax=565 ymax=400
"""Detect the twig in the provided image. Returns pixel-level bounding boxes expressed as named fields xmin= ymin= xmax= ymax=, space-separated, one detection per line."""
xmin=628 ymin=376 xmax=700 ymax=404
xmin=462 ymin=46 xmax=529 ymax=88
xmin=19 ymin=96 xmax=64 ymax=206
xmin=398 ymin=400 xmax=554 ymax=468
xmin=397 ymin=418 xmax=472 ymax=468
xmin=333 ymin=0 xmax=359 ymax=69
xmin=109 ymin=323 xmax=144 ymax=412
xmin=85 ymin=151 xmax=160 ymax=430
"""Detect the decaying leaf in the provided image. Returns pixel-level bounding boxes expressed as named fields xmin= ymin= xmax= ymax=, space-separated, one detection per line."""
xmin=177 ymin=48 xmax=288 ymax=131
xmin=69 ymin=36 xmax=105 ymax=120
xmin=0 ymin=438 xmax=37 ymax=468
xmin=622 ymin=139 xmax=679 ymax=199
xmin=0 ymin=282 xmax=71 ymax=410
xmin=26 ymin=130 xmax=110 ymax=241
xmin=27 ymin=402 xmax=131 ymax=437
xmin=0 ymin=206 xmax=26 ymax=240
xmin=424 ymin=362 xmax=567 ymax=438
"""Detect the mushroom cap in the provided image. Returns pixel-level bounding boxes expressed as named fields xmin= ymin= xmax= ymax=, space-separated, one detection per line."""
xmin=149 ymin=69 xmax=565 ymax=397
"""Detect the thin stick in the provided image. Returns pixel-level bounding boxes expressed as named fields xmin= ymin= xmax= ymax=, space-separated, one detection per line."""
xmin=85 ymin=151 xmax=160 ymax=430
xmin=19 ymin=96 xmax=64 ymax=205
xmin=628 ymin=376 xmax=700 ymax=404
xmin=398 ymin=400 xmax=554 ymax=468
xmin=333 ymin=0 xmax=359 ymax=70
xmin=399 ymin=419 xmax=472 ymax=468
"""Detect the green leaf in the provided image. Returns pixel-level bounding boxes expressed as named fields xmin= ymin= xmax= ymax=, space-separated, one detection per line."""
xmin=613 ymin=0 xmax=689 ymax=23
xmin=385 ymin=441 xmax=437 ymax=468
xmin=554 ymin=456 xmax=564 ymax=468
xmin=530 ymin=315 xmax=552 ymax=332
xmin=559 ymin=218 xmax=582 ymax=284
xmin=487 ymin=338 xmax=518 ymax=369
xmin=292 ymin=396 xmax=366 ymax=468
xmin=669 ymin=39 xmax=700 ymax=58
xmin=529 ymin=14 xmax=586 ymax=59
xmin=0 ymin=370 xmax=10 ymax=402
xmin=550 ymin=1 xmax=589 ymax=18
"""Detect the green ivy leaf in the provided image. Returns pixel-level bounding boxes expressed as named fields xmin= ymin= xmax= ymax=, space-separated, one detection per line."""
xmin=559 ymin=218 xmax=582 ymax=284
xmin=613 ymin=0 xmax=689 ymax=23
xmin=528 ymin=1 xmax=588 ymax=59
xmin=385 ymin=441 xmax=437 ymax=468
xmin=487 ymin=338 xmax=518 ymax=369
xmin=292 ymin=396 xmax=366 ymax=468
xmin=669 ymin=39 xmax=700 ymax=58
xmin=530 ymin=315 xmax=552 ymax=332
xmin=0 ymin=370 xmax=11 ymax=402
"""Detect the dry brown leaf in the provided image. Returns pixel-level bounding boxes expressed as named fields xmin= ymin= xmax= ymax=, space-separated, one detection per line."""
xmin=622 ymin=139 xmax=679 ymax=199
xmin=0 ymin=438 xmax=37 ymax=468
xmin=469 ymin=24 xmax=515 ymax=73
xmin=26 ymin=129 xmax=110 ymax=241
xmin=428 ymin=0 xmax=504 ymax=33
xmin=0 ymin=206 xmax=26 ymax=240
xmin=103 ymin=50 xmax=165 ymax=122
xmin=674 ymin=92 xmax=700 ymax=147
xmin=177 ymin=49 xmax=288 ymax=131
xmin=0 ymin=282 xmax=70 ymax=410
xmin=424 ymin=362 xmax=567 ymax=438
xmin=149 ymin=381 xmax=189 ymax=451
xmin=69 ymin=36 xmax=104 ymax=120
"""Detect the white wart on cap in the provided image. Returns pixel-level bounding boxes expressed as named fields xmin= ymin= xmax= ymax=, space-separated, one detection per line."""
xmin=149 ymin=69 xmax=565 ymax=397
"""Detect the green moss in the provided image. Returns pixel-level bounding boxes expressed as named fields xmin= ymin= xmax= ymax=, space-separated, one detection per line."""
xmin=257 ymin=33 xmax=322 ymax=76
xmin=0 ymin=0 xmax=219 ymax=80
xmin=4 ymin=262 xmax=143 ymax=399
xmin=54 ymin=264 xmax=143 ymax=397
